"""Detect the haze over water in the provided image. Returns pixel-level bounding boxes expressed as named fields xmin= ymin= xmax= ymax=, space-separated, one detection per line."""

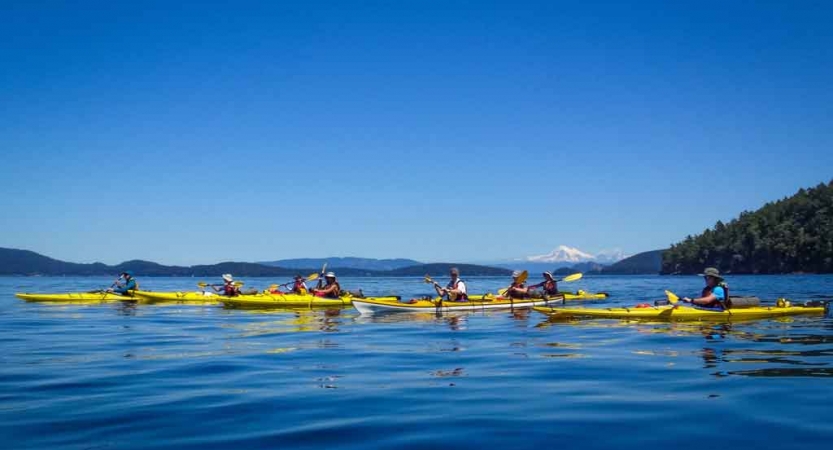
xmin=1 ymin=275 xmax=832 ymax=449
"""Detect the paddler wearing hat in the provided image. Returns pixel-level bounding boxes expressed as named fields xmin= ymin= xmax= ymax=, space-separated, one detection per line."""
xmin=682 ymin=267 xmax=729 ymax=309
xmin=290 ymin=274 xmax=308 ymax=294
xmin=506 ymin=270 xmax=530 ymax=299
xmin=108 ymin=271 xmax=138 ymax=295
xmin=528 ymin=271 xmax=559 ymax=296
xmin=212 ymin=274 xmax=241 ymax=297
xmin=432 ymin=267 xmax=468 ymax=301
xmin=312 ymin=272 xmax=342 ymax=299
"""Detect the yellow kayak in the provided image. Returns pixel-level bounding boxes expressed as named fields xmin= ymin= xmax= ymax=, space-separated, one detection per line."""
xmin=16 ymin=291 xmax=139 ymax=303
xmin=561 ymin=290 xmax=609 ymax=301
xmin=130 ymin=291 xmax=226 ymax=304
xmin=220 ymin=293 xmax=398 ymax=308
xmin=467 ymin=291 xmax=606 ymax=302
xmin=353 ymin=294 xmax=564 ymax=314
xmin=534 ymin=303 xmax=827 ymax=322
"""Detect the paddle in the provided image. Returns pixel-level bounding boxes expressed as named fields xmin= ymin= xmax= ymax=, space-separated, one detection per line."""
xmin=424 ymin=275 xmax=458 ymax=303
xmin=268 ymin=273 xmax=319 ymax=291
xmin=198 ymin=281 xmax=244 ymax=288
xmin=503 ymin=272 xmax=584 ymax=298
xmin=424 ymin=275 xmax=442 ymax=303
xmin=560 ymin=273 xmax=583 ymax=283
xmin=664 ymin=290 xmax=680 ymax=304
xmin=315 ymin=263 xmax=328 ymax=289
xmin=497 ymin=270 xmax=529 ymax=301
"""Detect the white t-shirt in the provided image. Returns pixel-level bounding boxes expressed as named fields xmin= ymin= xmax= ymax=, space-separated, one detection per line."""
xmin=446 ymin=279 xmax=467 ymax=294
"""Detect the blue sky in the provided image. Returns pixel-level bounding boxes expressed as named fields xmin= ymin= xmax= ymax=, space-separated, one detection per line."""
xmin=1 ymin=1 xmax=831 ymax=265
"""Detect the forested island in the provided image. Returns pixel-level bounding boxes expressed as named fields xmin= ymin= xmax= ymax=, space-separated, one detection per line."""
xmin=662 ymin=180 xmax=833 ymax=274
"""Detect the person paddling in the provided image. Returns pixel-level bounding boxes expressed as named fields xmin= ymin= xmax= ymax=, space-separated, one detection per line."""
xmin=682 ymin=267 xmax=729 ymax=310
xmin=431 ymin=267 xmax=468 ymax=302
xmin=290 ymin=274 xmax=308 ymax=294
xmin=312 ymin=272 xmax=341 ymax=299
xmin=506 ymin=271 xmax=530 ymax=299
xmin=212 ymin=274 xmax=241 ymax=297
xmin=108 ymin=271 xmax=137 ymax=296
xmin=528 ymin=271 xmax=559 ymax=296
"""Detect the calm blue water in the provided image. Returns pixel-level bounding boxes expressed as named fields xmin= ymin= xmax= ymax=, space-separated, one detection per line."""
xmin=1 ymin=275 xmax=832 ymax=449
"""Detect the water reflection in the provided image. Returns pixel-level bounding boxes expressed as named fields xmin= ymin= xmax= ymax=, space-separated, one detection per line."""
xmin=534 ymin=317 xmax=833 ymax=378
xmin=353 ymin=311 xmax=472 ymax=331
xmin=229 ymin=309 xmax=348 ymax=336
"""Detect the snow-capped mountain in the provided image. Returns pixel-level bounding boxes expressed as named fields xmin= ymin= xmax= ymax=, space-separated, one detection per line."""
xmin=526 ymin=245 xmax=596 ymax=263
xmin=524 ymin=246 xmax=627 ymax=264
xmin=486 ymin=246 xmax=628 ymax=271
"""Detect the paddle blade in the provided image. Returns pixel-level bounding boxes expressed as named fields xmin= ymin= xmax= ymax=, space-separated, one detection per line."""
xmin=424 ymin=275 xmax=434 ymax=284
xmin=197 ymin=282 xmax=208 ymax=288
xmin=306 ymin=273 xmax=319 ymax=282
xmin=233 ymin=281 xmax=244 ymax=287
xmin=321 ymin=263 xmax=327 ymax=274
xmin=561 ymin=273 xmax=583 ymax=283
xmin=498 ymin=288 xmax=508 ymax=296
xmin=665 ymin=290 xmax=679 ymax=304
xmin=517 ymin=270 xmax=529 ymax=284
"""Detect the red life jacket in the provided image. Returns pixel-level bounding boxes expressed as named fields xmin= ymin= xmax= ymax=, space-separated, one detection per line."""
xmin=509 ymin=282 xmax=528 ymax=299
xmin=223 ymin=283 xmax=238 ymax=297
xmin=292 ymin=280 xmax=307 ymax=294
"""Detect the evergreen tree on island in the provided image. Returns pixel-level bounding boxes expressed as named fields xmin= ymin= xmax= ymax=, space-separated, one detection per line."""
xmin=662 ymin=180 xmax=833 ymax=274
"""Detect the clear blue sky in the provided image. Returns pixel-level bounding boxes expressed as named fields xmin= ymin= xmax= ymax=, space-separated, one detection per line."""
xmin=1 ymin=1 xmax=831 ymax=265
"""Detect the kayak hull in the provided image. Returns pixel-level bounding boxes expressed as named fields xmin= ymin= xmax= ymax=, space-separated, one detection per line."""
xmin=219 ymin=294 xmax=399 ymax=308
xmin=534 ymin=304 xmax=827 ymax=321
xmin=221 ymin=295 xmax=352 ymax=308
xmin=16 ymin=291 xmax=138 ymax=303
xmin=132 ymin=291 xmax=368 ymax=307
xmin=353 ymin=295 xmax=564 ymax=314
xmin=131 ymin=291 xmax=224 ymax=304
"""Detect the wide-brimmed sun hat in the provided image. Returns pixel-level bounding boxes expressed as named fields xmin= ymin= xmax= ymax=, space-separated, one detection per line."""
xmin=698 ymin=267 xmax=723 ymax=280
xmin=325 ymin=272 xmax=336 ymax=278
xmin=543 ymin=271 xmax=553 ymax=279
xmin=222 ymin=274 xmax=234 ymax=283
xmin=512 ymin=270 xmax=522 ymax=278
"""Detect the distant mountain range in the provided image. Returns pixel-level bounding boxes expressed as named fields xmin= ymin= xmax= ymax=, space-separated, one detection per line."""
xmin=546 ymin=251 xmax=665 ymax=275
xmin=600 ymin=249 xmax=666 ymax=274
xmin=0 ymin=248 xmax=511 ymax=277
xmin=260 ymin=257 xmax=422 ymax=271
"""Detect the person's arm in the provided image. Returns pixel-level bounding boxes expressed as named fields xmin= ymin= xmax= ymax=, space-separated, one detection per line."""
xmin=113 ymin=278 xmax=136 ymax=295
xmin=688 ymin=293 xmax=717 ymax=305
xmin=210 ymin=285 xmax=221 ymax=292
xmin=317 ymin=284 xmax=337 ymax=295
xmin=684 ymin=289 xmax=721 ymax=305
xmin=433 ymin=282 xmax=447 ymax=297
xmin=528 ymin=282 xmax=543 ymax=289
xmin=112 ymin=283 xmax=127 ymax=295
